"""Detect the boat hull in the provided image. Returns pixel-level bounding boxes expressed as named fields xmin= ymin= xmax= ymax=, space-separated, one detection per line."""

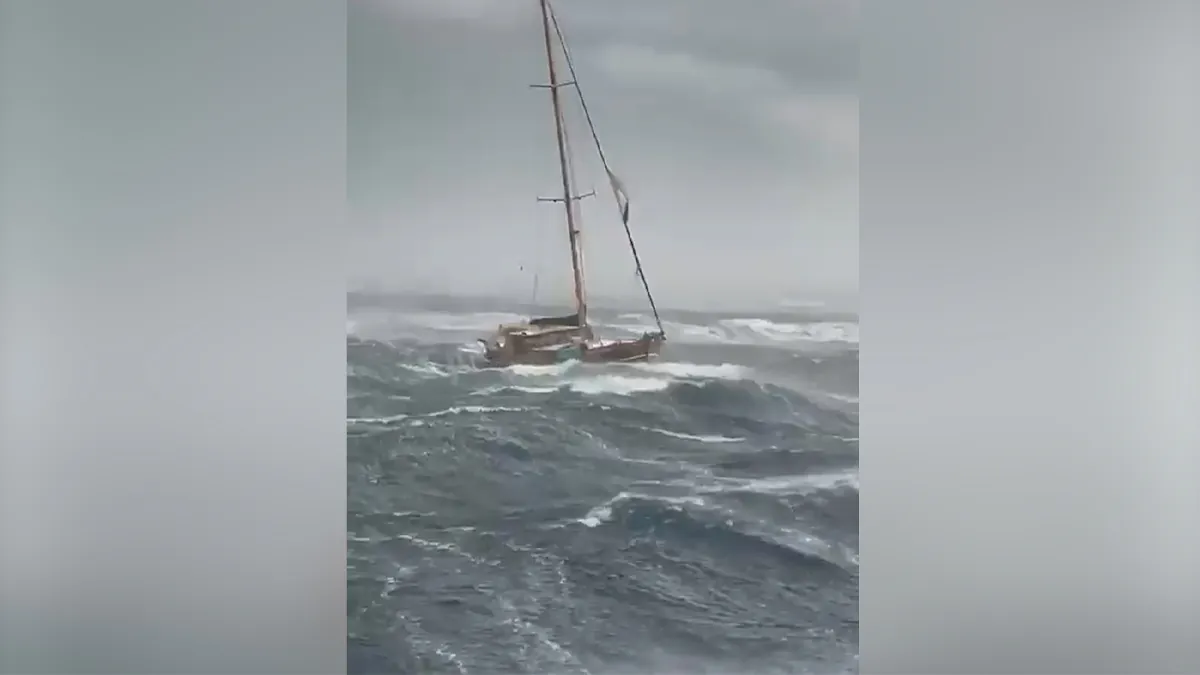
xmin=480 ymin=333 xmax=664 ymax=368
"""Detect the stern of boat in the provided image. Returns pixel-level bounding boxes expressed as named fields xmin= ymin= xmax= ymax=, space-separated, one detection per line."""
xmin=477 ymin=325 xmax=507 ymax=365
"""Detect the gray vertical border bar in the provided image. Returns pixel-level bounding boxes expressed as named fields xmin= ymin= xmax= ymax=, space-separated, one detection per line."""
xmin=861 ymin=1 xmax=1199 ymax=673
xmin=0 ymin=1 xmax=348 ymax=672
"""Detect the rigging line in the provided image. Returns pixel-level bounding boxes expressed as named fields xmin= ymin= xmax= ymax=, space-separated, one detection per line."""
xmin=547 ymin=2 xmax=665 ymax=337
xmin=528 ymin=269 xmax=540 ymax=309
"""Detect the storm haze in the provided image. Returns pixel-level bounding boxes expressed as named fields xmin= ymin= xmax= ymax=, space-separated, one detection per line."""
xmin=349 ymin=0 xmax=859 ymax=312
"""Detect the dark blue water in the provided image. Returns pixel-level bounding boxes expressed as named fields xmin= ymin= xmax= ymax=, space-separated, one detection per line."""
xmin=347 ymin=294 xmax=859 ymax=673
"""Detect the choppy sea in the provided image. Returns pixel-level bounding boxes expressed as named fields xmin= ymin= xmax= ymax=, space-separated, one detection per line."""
xmin=347 ymin=293 xmax=859 ymax=674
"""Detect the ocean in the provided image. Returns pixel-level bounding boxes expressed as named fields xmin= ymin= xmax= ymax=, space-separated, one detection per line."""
xmin=347 ymin=293 xmax=859 ymax=674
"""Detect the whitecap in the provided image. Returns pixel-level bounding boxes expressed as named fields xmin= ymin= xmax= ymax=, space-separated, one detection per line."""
xmin=421 ymin=405 xmax=529 ymax=417
xmin=628 ymin=361 xmax=747 ymax=380
xmin=506 ymin=362 xmax=575 ymax=378
xmin=646 ymin=427 xmax=745 ymax=443
xmin=346 ymin=413 xmax=408 ymax=425
xmin=577 ymin=491 xmax=707 ymax=528
xmin=568 ymin=375 xmax=670 ymax=396
xmin=699 ymin=470 xmax=859 ymax=496
xmin=720 ymin=317 xmax=859 ymax=345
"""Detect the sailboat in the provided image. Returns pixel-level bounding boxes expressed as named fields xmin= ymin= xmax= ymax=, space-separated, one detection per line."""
xmin=478 ymin=0 xmax=667 ymax=367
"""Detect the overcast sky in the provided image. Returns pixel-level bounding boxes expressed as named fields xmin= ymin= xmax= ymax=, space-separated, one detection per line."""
xmin=349 ymin=0 xmax=858 ymax=310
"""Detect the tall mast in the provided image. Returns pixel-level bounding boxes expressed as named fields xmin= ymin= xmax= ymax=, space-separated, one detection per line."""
xmin=538 ymin=0 xmax=587 ymax=326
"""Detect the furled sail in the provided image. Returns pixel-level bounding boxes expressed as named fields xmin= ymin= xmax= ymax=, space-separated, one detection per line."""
xmin=607 ymin=169 xmax=630 ymax=225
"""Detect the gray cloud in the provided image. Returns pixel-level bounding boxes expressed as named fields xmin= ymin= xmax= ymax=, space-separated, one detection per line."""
xmin=350 ymin=0 xmax=858 ymax=309
xmin=590 ymin=42 xmax=858 ymax=159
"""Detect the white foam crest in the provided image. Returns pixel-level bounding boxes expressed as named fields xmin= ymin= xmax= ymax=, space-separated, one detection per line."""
xmin=646 ymin=427 xmax=745 ymax=444
xmin=767 ymin=525 xmax=850 ymax=569
xmin=628 ymin=361 xmax=748 ymax=380
xmin=568 ymin=375 xmax=670 ymax=396
xmin=508 ymin=385 xmax=559 ymax=394
xmin=603 ymin=317 xmax=859 ymax=348
xmin=700 ymin=469 xmax=859 ymax=496
xmin=397 ymin=357 xmax=483 ymax=380
xmin=506 ymin=362 xmax=576 ymax=378
xmin=474 ymin=356 xmax=747 ymax=399
xmin=399 ymin=361 xmax=449 ymax=377
xmin=578 ymin=505 xmax=612 ymax=528
xmin=423 ymin=405 xmax=528 ymax=417
xmin=720 ymin=318 xmax=859 ymax=344
xmin=468 ymin=384 xmax=560 ymax=396
xmin=578 ymin=491 xmax=707 ymax=527
xmin=347 ymin=413 xmax=408 ymax=426
xmin=350 ymin=405 xmax=528 ymax=427
xmin=393 ymin=533 xmax=497 ymax=570
xmin=616 ymin=320 xmax=727 ymax=343
xmin=489 ymin=359 xmax=744 ymax=398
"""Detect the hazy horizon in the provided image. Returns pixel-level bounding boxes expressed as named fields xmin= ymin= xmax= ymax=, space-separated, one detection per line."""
xmin=346 ymin=286 xmax=860 ymax=318
xmin=349 ymin=0 xmax=859 ymax=311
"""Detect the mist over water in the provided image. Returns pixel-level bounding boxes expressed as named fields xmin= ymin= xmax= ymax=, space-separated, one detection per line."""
xmin=347 ymin=292 xmax=859 ymax=673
